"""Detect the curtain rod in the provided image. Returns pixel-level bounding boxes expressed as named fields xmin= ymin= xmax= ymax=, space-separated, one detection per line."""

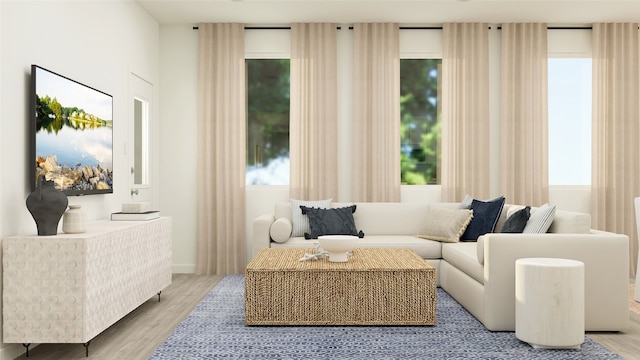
xmin=192 ymin=25 xmax=626 ymax=31
xmin=191 ymin=25 xmax=442 ymax=30
xmin=192 ymin=26 xmax=344 ymax=30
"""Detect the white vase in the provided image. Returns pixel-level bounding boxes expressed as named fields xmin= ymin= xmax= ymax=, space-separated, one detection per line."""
xmin=62 ymin=205 xmax=87 ymax=234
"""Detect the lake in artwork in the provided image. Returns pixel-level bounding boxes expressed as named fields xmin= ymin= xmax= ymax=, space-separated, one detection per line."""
xmin=33 ymin=66 xmax=113 ymax=193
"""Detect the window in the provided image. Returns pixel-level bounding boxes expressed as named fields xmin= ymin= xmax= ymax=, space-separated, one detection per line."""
xmin=400 ymin=59 xmax=442 ymax=185
xmin=245 ymin=59 xmax=290 ymax=185
xmin=548 ymin=58 xmax=592 ymax=185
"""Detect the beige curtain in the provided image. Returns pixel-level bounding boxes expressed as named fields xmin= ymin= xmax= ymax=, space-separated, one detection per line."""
xmin=196 ymin=23 xmax=246 ymax=275
xmin=591 ymin=23 xmax=640 ymax=277
xmin=352 ymin=23 xmax=401 ymax=202
xmin=499 ymin=23 xmax=549 ymax=206
xmin=290 ymin=23 xmax=338 ymax=200
xmin=441 ymin=23 xmax=491 ymax=202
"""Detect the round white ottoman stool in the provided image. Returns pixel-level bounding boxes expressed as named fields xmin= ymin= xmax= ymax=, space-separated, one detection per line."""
xmin=515 ymin=257 xmax=585 ymax=349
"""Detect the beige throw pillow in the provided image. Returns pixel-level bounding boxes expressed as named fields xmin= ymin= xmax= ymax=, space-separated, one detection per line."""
xmin=270 ymin=217 xmax=292 ymax=243
xmin=417 ymin=208 xmax=474 ymax=243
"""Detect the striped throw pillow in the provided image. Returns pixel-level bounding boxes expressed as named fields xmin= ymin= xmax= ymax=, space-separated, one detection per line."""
xmin=523 ymin=203 xmax=556 ymax=233
xmin=290 ymin=198 xmax=332 ymax=237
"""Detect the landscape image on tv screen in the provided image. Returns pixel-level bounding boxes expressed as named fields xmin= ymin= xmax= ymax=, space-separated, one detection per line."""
xmin=32 ymin=65 xmax=113 ymax=195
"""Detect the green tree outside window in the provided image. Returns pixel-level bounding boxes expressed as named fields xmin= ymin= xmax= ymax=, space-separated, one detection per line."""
xmin=400 ymin=59 xmax=442 ymax=185
xmin=246 ymin=59 xmax=290 ymax=185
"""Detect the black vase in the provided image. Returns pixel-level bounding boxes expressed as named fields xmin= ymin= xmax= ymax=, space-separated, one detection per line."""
xmin=26 ymin=175 xmax=69 ymax=236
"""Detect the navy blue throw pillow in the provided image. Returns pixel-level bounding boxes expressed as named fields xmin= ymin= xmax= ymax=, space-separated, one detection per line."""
xmin=300 ymin=205 xmax=364 ymax=240
xmin=501 ymin=206 xmax=531 ymax=233
xmin=461 ymin=196 xmax=506 ymax=241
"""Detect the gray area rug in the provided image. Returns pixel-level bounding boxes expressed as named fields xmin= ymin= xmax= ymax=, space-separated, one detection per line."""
xmin=149 ymin=274 xmax=622 ymax=359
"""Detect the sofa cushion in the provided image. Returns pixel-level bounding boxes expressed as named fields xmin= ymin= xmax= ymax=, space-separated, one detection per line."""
xmin=462 ymin=198 xmax=512 ymax=233
xmin=301 ymin=205 xmax=363 ymax=239
xmin=290 ymin=198 xmax=332 ymax=237
xmin=549 ymin=209 xmax=591 ymax=233
xmin=442 ymin=242 xmax=484 ymax=284
xmin=509 ymin=205 xmax=590 ymax=234
xmin=270 ymin=217 xmax=292 ymax=243
xmin=270 ymin=235 xmax=443 ymax=259
xmin=523 ymin=203 xmax=556 ymax=233
xmin=338 ymin=202 xmax=433 ymax=236
xmin=416 ymin=208 xmax=473 ymax=243
xmin=461 ymin=196 xmax=506 ymax=241
xmin=501 ymin=206 xmax=531 ymax=233
xmin=459 ymin=194 xmax=474 ymax=209
xmin=493 ymin=204 xmax=514 ymax=232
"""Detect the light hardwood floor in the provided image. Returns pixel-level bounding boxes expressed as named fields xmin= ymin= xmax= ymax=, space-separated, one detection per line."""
xmin=11 ymin=275 xmax=640 ymax=360
xmin=11 ymin=274 xmax=224 ymax=360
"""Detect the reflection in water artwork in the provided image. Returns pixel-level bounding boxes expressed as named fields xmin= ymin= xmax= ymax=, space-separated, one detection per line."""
xmin=32 ymin=65 xmax=113 ymax=195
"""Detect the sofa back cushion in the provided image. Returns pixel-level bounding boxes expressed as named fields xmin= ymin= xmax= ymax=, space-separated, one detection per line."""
xmin=495 ymin=204 xmax=590 ymax=234
xmin=337 ymin=202 xmax=429 ymax=235
xmin=548 ymin=209 xmax=591 ymax=233
xmin=275 ymin=202 xmax=461 ymax=236
xmin=273 ymin=202 xmax=591 ymax=239
xmin=274 ymin=202 xmax=294 ymax=221
xmin=334 ymin=202 xmax=462 ymax=236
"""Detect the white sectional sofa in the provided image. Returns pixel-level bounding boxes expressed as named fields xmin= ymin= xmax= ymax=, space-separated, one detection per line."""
xmin=252 ymin=201 xmax=630 ymax=332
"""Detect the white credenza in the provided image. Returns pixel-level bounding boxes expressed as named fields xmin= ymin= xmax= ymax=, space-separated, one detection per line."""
xmin=2 ymin=217 xmax=172 ymax=353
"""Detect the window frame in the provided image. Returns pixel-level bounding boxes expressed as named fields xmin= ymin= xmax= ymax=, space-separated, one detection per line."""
xmin=547 ymin=29 xmax=593 ymax=188
xmin=399 ymin=29 xmax=443 ymax=186
xmin=245 ymin=29 xmax=291 ymax=186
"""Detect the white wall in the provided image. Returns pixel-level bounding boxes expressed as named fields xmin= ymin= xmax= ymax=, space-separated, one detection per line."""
xmin=158 ymin=25 xmax=199 ymax=273
xmin=0 ymin=1 xmax=159 ymax=358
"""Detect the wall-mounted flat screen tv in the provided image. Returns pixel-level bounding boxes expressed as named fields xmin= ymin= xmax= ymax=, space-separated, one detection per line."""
xmin=30 ymin=65 xmax=113 ymax=196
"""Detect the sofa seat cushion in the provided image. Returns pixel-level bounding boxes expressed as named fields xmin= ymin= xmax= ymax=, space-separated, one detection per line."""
xmin=442 ymin=242 xmax=484 ymax=284
xmin=270 ymin=235 xmax=442 ymax=259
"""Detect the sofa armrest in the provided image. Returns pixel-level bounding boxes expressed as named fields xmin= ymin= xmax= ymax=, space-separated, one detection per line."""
xmin=252 ymin=214 xmax=275 ymax=258
xmin=481 ymin=232 xmax=629 ymax=331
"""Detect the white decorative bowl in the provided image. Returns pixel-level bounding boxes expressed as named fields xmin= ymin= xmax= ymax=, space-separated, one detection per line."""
xmin=318 ymin=235 xmax=358 ymax=262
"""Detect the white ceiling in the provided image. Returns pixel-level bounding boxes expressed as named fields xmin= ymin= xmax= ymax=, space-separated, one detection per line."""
xmin=136 ymin=0 xmax=640 ymax=25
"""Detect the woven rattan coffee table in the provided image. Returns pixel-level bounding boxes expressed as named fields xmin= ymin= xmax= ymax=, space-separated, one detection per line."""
xmin=245 ymin=248 xmax=436 ymax=325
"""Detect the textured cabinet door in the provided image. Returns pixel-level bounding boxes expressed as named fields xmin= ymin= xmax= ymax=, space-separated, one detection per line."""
xmin=2 ymin=217 xmax=172 ymax=344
